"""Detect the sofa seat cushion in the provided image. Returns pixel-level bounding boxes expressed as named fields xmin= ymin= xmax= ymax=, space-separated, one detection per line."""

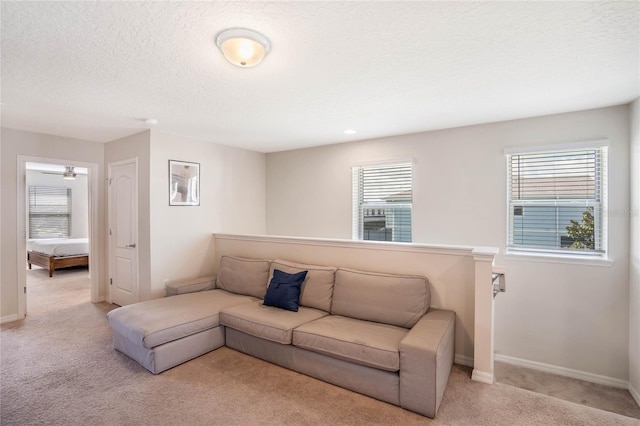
xmin=107 ymin=290 xmax=257 ymax=349
xmin=293 ymin=315 xmax=408 ymax=372
xmin=220 ymin=301 xmax=328 ymax=345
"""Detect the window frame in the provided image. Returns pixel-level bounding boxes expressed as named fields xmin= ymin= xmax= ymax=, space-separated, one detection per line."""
xmin=352 ymin=161 xmax=413 ymax=243
xmin=505 ymin=141 xmax=609 ymax=261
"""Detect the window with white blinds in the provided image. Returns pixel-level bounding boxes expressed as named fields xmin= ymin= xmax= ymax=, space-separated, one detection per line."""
xmin=352 ymin=162 xmax=412 ymax=243
xmin=507 ymin=145 xmax=607 ymax=257
xmin=28 ymin=186 xmax=72 ymax=238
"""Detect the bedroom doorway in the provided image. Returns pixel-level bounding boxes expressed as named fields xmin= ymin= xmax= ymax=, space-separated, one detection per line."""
xmin=16 ymin=156 xmax=100 ymax=320
xmin=24 ymin=162 xmax=90 ymax=314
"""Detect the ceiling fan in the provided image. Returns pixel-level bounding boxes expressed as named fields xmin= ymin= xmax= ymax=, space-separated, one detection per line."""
xmin=40 ymin=166 xmax=77 ymax=180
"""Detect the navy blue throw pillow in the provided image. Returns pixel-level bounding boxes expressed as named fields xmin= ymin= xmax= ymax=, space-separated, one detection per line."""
xmin=263 ymin=269 xmax=308 ymax=312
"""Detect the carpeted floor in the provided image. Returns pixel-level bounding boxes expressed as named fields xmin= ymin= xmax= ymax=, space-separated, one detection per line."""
xmin=1 ymin=267 xmax=639 ymax=425
xmin=495 ymin=361 xmax=640 ymax=419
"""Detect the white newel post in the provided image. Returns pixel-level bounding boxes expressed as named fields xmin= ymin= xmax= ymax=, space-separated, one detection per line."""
xmin=471 ymin=248 xmax=498 ymax=384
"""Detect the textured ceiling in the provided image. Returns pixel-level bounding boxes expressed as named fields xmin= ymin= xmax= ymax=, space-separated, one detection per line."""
xmin=1 ymin=1 xmax=638 ymax=153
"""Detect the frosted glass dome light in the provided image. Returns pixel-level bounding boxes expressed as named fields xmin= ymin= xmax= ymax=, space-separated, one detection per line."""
xmin=216 ymin=28 xmax=271 ymax=68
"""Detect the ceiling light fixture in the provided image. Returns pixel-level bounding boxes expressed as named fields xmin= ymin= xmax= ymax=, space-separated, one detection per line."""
xmin=216 ymin=28 xmax=271 ymax=67
xmin=145 ymin=118 xmax=158 ymax=126
xmin=63 ymin=166 xmax=77 ymax=180
xmin=344 ymin=129 xmax=357 ymax=135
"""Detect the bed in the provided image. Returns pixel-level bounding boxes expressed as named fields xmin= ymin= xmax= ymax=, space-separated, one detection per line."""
xmin=27 ymin=238 xmax=89 ymax=277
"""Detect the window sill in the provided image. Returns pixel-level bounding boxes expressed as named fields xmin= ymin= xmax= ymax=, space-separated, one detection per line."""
xmin=504 ymin=251 xmax=614 ymax=267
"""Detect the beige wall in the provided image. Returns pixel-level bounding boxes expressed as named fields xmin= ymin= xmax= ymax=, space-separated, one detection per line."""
xmin=148 ymin=131 xmax=266 ymax=299
xmin=0 ymin=128 xmax=106 ymax=320
xmin=630 ymin=97 xmax=640 ymax=402
xmin=266 ymin=105 xmax=631 ymax=381
xmin=1 ymin=128 xmax=265 ymax=315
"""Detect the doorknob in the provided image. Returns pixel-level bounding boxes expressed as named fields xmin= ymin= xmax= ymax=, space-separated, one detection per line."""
xmin=126 ymin=243 xmax=136 ymax=248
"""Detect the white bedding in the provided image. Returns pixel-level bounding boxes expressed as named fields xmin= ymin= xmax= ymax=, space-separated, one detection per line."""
xmin=27 ymin=238 xmax=89 ymax=257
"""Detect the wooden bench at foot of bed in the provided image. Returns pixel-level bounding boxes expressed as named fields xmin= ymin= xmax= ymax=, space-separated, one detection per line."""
xmin=27 ymin=251 xmax=89 ymax=277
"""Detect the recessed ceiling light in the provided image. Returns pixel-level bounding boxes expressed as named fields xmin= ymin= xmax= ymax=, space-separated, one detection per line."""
xmin=145 ymin=118 xmax=158 ymax=126
xmin=344 ymin=129 xmax=357 ymax=135
xmin=216 ymin=28 xmax=271 ymax=67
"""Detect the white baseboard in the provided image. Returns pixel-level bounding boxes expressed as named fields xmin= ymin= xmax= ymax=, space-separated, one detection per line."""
xmin=455 ymin=354 xmax=495 ymax=384
xmin=494 ymin=353 xmax=628 ymax=389
xmin=0 ymin=314 xmax=20 ymax=324
xmin=454 ymin=353 xmax=474 ymax=367
xmin=630 ymin=383 xmax=640 ymax=407
xmin=472 ymin=369 xmax=495 ymax=384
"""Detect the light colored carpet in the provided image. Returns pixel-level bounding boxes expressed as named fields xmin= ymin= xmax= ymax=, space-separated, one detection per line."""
xmin=1 ymin=267 xmax=639 ymax=425
xmin=496 ymin=361 xmax=640 ymax=419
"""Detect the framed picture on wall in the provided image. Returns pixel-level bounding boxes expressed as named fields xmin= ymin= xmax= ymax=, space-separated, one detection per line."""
xmin=169 ymin=160 xmax=200 ymax=206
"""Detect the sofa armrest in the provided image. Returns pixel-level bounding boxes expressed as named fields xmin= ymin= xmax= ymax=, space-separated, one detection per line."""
xmin=399 ymin=308 xmax=455 ymax=418
xmin=165 ymin=275 xmax=216 ymax=296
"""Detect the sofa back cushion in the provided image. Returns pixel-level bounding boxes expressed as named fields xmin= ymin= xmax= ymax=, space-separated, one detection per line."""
xmin=331 ymin=268 xmax=430 ymax=328
xmin=216 ymin=256 xmax=271 ymax=298
xmin=270 ymin=260 xmax=336 ymax=312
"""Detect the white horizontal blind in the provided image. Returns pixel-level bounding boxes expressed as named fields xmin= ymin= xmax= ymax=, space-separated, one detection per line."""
xmin=28 ymin=186 xmax=72 ymax=238
xmin=507 ymin=146 xmax=607 ymax=256
xmin=352 ymin=162 xmax=412 ymax=242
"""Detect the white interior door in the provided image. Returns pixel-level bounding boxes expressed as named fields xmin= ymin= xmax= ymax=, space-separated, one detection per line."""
xmin=109 ymin=160 xmax=138 ymax=306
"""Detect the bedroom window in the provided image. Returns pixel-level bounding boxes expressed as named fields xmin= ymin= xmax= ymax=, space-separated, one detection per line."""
xmin=352 ymin=162 xmax=412 ymax=242
xmin=28 ymin=186 xmax=72 ymax=238
xmin=506 ymin=143 xmax=608 ymax=258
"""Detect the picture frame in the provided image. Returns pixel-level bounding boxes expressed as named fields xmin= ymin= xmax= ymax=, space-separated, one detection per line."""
xmin=169 ymin=160 xmax=200 ymax=206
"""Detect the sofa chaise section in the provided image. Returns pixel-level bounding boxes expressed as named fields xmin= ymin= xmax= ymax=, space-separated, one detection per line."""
xmin=107 ymin=284 xmax=260 ymax=374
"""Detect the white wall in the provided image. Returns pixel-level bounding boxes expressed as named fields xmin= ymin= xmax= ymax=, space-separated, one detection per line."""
xmin=0 ymin=132 xmax=2 ymax=321
xmin=0 ymin=128 xmax=106 ymax=320
xmin=148 ymin=131 xmax=266 ymax=299
xmin=630 ymin=97 xmax=640 ymax=402
xmin=266 ymin=105 xmax=631 ymax=381
xmin=26 ymin=170 xmax=89 ymax=238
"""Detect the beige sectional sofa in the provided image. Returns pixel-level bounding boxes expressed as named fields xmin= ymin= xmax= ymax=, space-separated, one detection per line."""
xmin=107 ymin=255 xmax=456 ymax=418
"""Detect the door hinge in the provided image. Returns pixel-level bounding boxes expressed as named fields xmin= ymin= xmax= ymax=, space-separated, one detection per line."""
xmin=109 ymin=228 xmax=112 ymax=236
xmin=107 ymin=177 xmax=113 ymax=185
xmin=110 ymin=278 xmax=113 ymax=285
xmin=24 ymin=287 xmax=27 ymax=294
